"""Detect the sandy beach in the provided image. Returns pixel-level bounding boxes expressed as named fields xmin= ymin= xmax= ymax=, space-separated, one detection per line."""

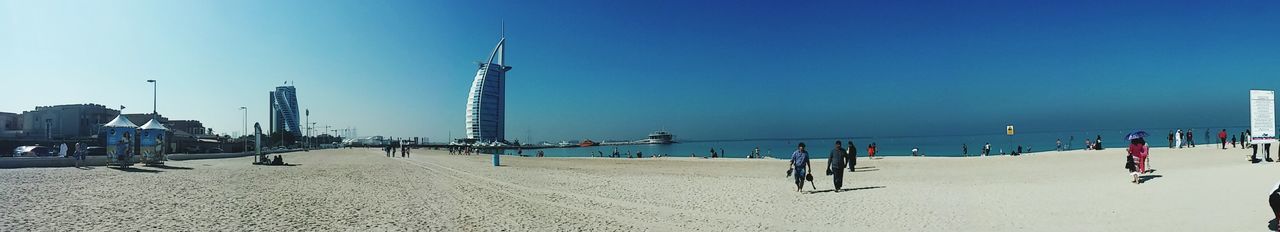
xmin=1 ymin=144 xmax=1276 ymax=231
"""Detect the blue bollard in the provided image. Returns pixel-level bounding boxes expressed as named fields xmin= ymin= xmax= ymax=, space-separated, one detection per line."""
xmin=493 ymin=152 xmax=500 ymax=166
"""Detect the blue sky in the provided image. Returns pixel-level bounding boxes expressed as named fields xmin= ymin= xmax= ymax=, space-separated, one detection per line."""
xmin=2 ymin=0 xmax=1278 ymax=142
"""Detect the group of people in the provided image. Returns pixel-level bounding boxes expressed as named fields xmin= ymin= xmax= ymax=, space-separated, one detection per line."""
xmin=787 ymin=141 xmax=861 ymax=193
xmin=384 ymin=144 xmax=410 ymax=158
xmin=447 ymin=146 xmax=477 ymax=155
xmin=1168 ymin=129 xmax=1199 ymax=148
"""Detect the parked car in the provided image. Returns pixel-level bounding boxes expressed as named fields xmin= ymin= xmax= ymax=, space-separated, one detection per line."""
xmin=13 ymin=146 xmax=53 ymax=157
xmin=85 ymin=146 xmax=107 ymax=156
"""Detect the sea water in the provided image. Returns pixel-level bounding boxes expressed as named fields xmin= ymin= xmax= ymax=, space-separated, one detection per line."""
xmin=523 ymin=127 xmax=1248 ymax=158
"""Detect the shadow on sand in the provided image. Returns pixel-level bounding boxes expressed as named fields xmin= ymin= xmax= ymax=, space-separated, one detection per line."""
xmin=146 ymin=164 xmax=193 ymax=170
xmin=108 ymin=167 xmax=162 ymax=173
xmin=1138 ymin=174 xmax=1163 ymax=184
xmin=253 ymin=163 xmax=301 ymax=167
xmin=806 ymin=186 xmax=886 ymax=194
xmin=852 ymin=168 xmax=880 ymax=173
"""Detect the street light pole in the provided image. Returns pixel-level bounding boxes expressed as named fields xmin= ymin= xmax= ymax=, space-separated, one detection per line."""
xmin=305 ymin=109 xmax=310 ymax=149
xmin=240 ymin=107 xmax=247 ymax=152
xmin=147 ymin=80 xmax=157 ymax=119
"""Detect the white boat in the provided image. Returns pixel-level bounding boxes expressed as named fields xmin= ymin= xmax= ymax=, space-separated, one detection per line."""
xmin=640 ymin=131 xmax=675 ymax=144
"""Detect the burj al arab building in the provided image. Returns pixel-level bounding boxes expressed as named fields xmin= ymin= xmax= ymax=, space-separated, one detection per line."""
xmin=464 ymin=34 xmax=510 ymax=143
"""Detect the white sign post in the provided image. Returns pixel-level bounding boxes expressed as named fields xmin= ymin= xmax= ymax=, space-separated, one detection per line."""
xmin=1251 ymin=89 xmax=1277 ymax=144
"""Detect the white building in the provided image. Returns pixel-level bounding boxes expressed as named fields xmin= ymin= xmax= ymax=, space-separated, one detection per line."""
xmin=464 ymin=33 xmax=511 ymax=143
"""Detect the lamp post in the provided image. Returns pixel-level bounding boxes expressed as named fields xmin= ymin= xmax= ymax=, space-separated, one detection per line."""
xmin=305 ymin=109 xmax=310 ymax=149
xmin=146 ymin=80 xmax=157 ymax=120
xmin=240 ymin=107 xmax=247 ymax=152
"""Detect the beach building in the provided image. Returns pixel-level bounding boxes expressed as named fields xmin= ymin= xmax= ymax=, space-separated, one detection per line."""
xmin=19 ymin=104 xmax=119 ymax=139
xmin=0 ymin=112 xmax=20 ymax=137
xmin=464 ymin=33 xmax=511 ymax=144
xmin=269 ymin=85 xmax=302 ymax=138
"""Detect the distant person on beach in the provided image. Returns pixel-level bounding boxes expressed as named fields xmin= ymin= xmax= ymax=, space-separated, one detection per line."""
xmin=912 ymin=147 xmax=919 ymax=156
xmin=867 ymin=144 xmax=875 ymax=158
xmin=1168 ymin=131 xmax=1175 ymax=148
xmin=1056 ymin=139 xmax=1062 ymax=151
xmin=963 ymin=144 xmax=968 ymax=156
xmin=1127 ymin=137 xmax=1148 ymax=184
xmin=1232 ymin=135 xmax=1238 ymax=148
xmin=1176 ymin=129 xmax=1183 ymax=148
xmin=1094 ymin=135 xmax=1103 ymax=150
xmin=1188 ymin=129 xmax=1195 ymax=147
xmin=982 ymin=143 xmax=990 ymax=156
xmin=1014 ymin=145 xmax=1022 ymax=156
xmin=1220 ymin=129 xmax=1229 ymax=149
xmin=752 ymin=147 xmax=761 ymax=159
xmin=73 ymin=143 xmax=86 ymax=168
xmin=827 ymin=141 xmax=846 ymax=191
xmin=720 ymin=148 xmax=725 ymax=158
xmin=789 ymin=143 xmax=811 ymax=192
xmin=847 ymin=141 xmax=857 ymax=170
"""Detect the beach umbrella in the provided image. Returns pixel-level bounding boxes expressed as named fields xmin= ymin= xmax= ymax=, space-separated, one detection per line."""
xmin=1126 ymin=131 xmax=1148 ymax=141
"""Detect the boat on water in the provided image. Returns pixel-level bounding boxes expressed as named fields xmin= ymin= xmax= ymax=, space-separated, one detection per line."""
xmin=639 ymin=131 xmax=676 ymax=144
xmin=579 ymin=139 xmax=598 ymax=147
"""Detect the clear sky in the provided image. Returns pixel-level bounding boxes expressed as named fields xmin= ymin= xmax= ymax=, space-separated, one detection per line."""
xmin=2 ymin=0 xmax=1278 ymax=142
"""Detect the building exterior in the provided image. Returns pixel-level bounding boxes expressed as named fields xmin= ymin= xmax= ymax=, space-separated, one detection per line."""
xmin=0 ymin=112 xmax=21 ymax=137
xmin=123 ymin=113 xmax=170 ymax=127
xmin=270 ymin=85 xmax=302 ymax=137
xmin=464 ymin=35 xmax=511 ymax=143
xmin=20 ymin=104 xmax=119 ymax=139
xmin=168 ymin=120 xmax=207 ymax=136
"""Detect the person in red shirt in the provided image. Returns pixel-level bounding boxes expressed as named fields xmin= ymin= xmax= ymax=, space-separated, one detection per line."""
xmin=1219 ymin=129 xmax=1229 ymax=149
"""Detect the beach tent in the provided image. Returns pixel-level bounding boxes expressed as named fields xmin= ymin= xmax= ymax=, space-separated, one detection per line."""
xmin=102 ymin=115 xmax=138 ymax=167
xmin=137 ymin=119 xmax=168 ymax=165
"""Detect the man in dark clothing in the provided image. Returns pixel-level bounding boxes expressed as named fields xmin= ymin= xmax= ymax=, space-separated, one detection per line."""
xmin=963 ymin=144 xmax=969 ymax=156
xmin=1168 ymin=131 xmax=1175 ymax=148
xmin=828 ymin=141 xmax=846 ymax=191
xmin=846 ymin=141 xmax=857 ymax=171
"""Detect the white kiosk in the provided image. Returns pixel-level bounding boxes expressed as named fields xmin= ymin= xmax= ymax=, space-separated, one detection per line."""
xmin=102 ymin=115 xmax=138 ymax=167
xmin=138 ymin=119 xmax=169 ymax=166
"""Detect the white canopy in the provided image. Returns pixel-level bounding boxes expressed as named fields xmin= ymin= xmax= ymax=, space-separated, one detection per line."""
xmin=103 ymin=115 xmax=138 ymax=128
xmin=138 ymin=119 xmax=168 ymax=131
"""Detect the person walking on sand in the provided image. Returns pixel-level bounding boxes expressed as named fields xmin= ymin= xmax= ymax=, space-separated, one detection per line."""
xmin=788 ymin=143 xmax=811 ymax=192
xmin=1182 ymin=128 xmax=1192 ymax=148
xmin=1220 ymin=129 xmax=1229 ymax=149
xmin=847 ymin=141 xmax=857 ymax=171
xmin=73 ymin=143 xmax=86 ymax=168
xmin=1176 ymin=129 xmax=1183 ymax=148
xmin=1128 ymin=137 xmax=1149 ymax=184
xmin=983 ymin=142 xmax=991 ymax=156
xmin=1056 ymin=139 xmax=1062 ymax=151
xmin=963 ymin=143 xmax=968 ymax=156
xmin=912 ymin=147 xmax=919 ymax=156
xmin=1167 ymin=131 xmax=1174 ymax=148
xmin=1232 ymin=135 xmax=1238 ymax=148
xmin=867 ymin=143 xmax=875 ymax=159
xmin=827 ymin=141 xmax=846 ymax=191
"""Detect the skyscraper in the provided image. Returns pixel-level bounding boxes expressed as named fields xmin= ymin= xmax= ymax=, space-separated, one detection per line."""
xmin=464 ymin=34 xmax=511 ymax=143
xmin=270 ymin=85 xmax=302 ymax=138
